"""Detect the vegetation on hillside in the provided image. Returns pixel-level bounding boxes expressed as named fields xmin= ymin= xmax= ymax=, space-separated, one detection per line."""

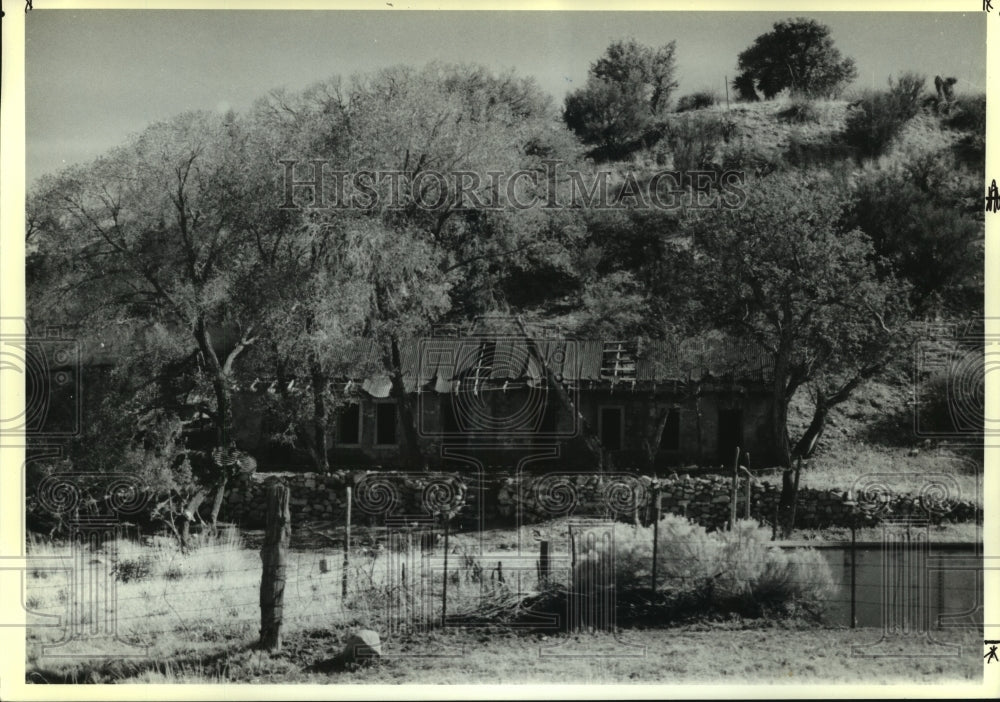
xmin=25 ymin=20 xmax=985 ymax=535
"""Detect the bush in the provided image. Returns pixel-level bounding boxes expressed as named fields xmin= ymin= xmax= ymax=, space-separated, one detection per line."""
xmin=714 ymin=521 xmax=835 ymax=616
xmin=779 ymin=98 xmax=820 ymax=123
xmin=942 ymin=94 xmax=986 ymax=167
xmin=562 ymin=516 xmax=835 ymax=624
xmin=944 ymin=93 xmax=986 ymax=133
xmin=844 ymin=73 xmax=926 ymax=158
xmin=661 ymin=114 xmax=738 ymax=172
xmin=918 ymin=364 xmax=983 ymax=440
xmin=112 ymin=556 xmax=154 ymax=584
xmin=719 ymin=139 xmax=784 ymax=177
xmin=675 ymin=91 xmax=718 ymax=113
xmin=850 ymin=154 xmax=983 ymax=314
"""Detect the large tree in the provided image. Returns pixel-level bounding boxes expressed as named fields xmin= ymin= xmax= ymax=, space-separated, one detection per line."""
xmin=683 ymin=171 xmax=911 ymax=467
xmin=27 ymin=110 xmax=276 ymax=533
xmin=262 ymin=63 xmax=583 ymax=468
xmin=734 ymin=18 xmax=857 ymax=99
xmin=564 ymin=39 xmax=678 ymax=160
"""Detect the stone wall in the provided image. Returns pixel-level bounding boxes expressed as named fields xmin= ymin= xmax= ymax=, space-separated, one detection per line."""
xmin=219 ymin=470 xmax=979 ymax=531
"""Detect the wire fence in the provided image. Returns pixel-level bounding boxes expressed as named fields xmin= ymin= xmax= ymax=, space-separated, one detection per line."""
xmin=23 ymin=514 xmax=982 ymax=655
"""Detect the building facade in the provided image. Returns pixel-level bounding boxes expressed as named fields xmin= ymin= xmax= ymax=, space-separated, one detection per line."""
xmin=233 ymin=336 xmax=780 ymax=471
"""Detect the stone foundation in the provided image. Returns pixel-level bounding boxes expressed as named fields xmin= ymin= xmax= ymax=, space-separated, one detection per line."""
xmin=219 ymin=470 xmax=980 ymax=531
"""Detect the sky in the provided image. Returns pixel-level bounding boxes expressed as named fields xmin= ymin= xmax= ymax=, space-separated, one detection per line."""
xmin=24 ymin=10 xmax=987 ymax=184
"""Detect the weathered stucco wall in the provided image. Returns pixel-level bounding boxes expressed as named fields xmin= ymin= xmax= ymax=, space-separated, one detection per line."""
xmin=231 ymin=385 xmax=780 ymax=471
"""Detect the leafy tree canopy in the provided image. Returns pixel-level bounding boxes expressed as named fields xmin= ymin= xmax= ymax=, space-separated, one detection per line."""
xmin=734 ymin=18 xmax=857 ymax=100
xmin=564 ymin=39 xmax=679 ymax=160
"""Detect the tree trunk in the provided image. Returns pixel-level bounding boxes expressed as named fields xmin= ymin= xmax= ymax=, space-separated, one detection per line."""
xmin=793 ymin=397 xmax=829 ymax=460
xmin=308 ymin=355 xmax=330 ymax=473
xmin=180 ymin=488 xmax=207 ymax=548
xmin=695 ymin=397 xmax=703 ymax=465
xmin=777 ymin=459 xmax=801 ymax=538
xmin=771 ymin=390 xmax=792 ymax=468
xmin=642 ymin=405 xmax=671 ymax=473
xmin=208 ymin=474 xmax=228 ymax=535
xmin=516 ymin=319 xmax=604 ymax=469
xmin=792 ymin=367 xmax=881 ymax=460
xmin=769 ymin=340 xmax=798 ymax=468
xmin=193 ymin=318 xmax=235 ymax=449
xmin=387 ymin=336 xmax=428 ymax=471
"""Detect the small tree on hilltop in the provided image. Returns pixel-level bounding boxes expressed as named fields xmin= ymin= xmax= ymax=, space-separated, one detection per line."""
xmin=734 ymin=18 xmax=857 ymax=100
xmin=564 ymin=39 xmax=679 ymax=160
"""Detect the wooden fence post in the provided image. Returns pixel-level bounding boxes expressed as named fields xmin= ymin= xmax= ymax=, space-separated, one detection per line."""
xmin=259 ymin=482 xmax=291 ymax=651
xmin=568 ymin=524 xmax=576 ymax=569
xmin=850 ymin=523 xmax=857 ymax=628
xmin=729 ymin=446 xmax=740 ymax=531
xmin=538 ymin=540 xmax=550 ymax=585
xmin=787 ymin=457 xmax=802 ymax=538
xmin=342 ymin=485 xmax=352 ymax=599
xmin=743 ymin=452 xmax=752 ymax=520
xmin=651 ymin=489 xmax=661 ymax=591
xmin=441 ymin=516 xmax=450 ymax=627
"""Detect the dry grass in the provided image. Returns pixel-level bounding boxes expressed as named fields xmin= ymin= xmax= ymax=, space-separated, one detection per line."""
xmin=28 ymin=623 xmax=984 ymax=684
xmin=25 ymin=527 xmax=521 ymax=672
xmin=762 ymin=446 xmax=983 ymax=509
xmin=23 ymin=516 xmax=983 ymax=685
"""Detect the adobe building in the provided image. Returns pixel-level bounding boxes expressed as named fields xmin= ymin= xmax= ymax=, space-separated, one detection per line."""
xmin=233 ymin=335 xmax=779 ymax=471
xmin=41 ymin=327 xmax=780 ymax=472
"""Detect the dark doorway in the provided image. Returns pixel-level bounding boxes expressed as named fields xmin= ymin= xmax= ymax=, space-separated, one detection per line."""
xmin=337 ymin=403 xmax=361 ymax=445
xmin=443 ymin=396 xmax=461 ymax=434
xmin=717 ymin=408 xmax=742 ymax=465
xmin=659 ymin=408 xmax=680 ymax=451
xmin=375 ymin=402 xmax=398 ymax=446
xmin=600 ymin=407 xmax=623 ymax=451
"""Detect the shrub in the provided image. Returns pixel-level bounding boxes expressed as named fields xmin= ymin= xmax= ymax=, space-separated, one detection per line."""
xmin=890 ymin=72 xmax=926 ymax=114
xmin=661 ymin=114 xmax=738 ymax=173
xmin=918 ymin=365 xmax=983 ymax=440
xmin=563 ymin=516 xmax=835 ymax=625
xmin=850 ymin=154 xmax=983 ymax=314
xmin=944 ymin=93 xmax=986 ymax=133
xmin=112 ymin=556 xmax=154 ymax=584
xmin=779 ymin=98 xmax=820 ymax=123
xmin=719 ymin=139 xmax=784 ymax=177
xmin=163 ymin=563 xmax=185 ymax=581
xmin=675 ymin=91 xmax=718 ymax=113
xmin=714 ymin=521 xmax=835 ymax=616
xmin=942 ymin=93 xmax=986 ymax=167
xmin=844 ymin=73 xmax=926 ymax=158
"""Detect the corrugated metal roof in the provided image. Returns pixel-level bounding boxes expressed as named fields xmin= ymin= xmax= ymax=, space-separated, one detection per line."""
xmin=64 ymin=331 xmax=773 ymax=392
xmin=576 ymin=340 xmax=603 ymax=381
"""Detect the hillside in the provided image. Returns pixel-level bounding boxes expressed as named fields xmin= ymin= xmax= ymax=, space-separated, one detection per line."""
xmin=623 ymin=93 xmax=981 ymax=176
xmin=558 ymin=92 xmax=985 ymax=479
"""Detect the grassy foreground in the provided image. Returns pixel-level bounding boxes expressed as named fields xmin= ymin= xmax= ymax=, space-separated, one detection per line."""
xmin=27 ymin=622 xmax=984 ymax=684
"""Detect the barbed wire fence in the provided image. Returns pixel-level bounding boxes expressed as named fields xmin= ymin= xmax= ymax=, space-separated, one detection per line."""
xmin=23 ymin=470 xmax=978 ymax=661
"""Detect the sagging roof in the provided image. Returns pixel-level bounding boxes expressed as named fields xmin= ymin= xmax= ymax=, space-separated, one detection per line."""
xmin=61 ymin=329 xmax=773 ymax=397
xmin=336 ymin=336 xmax=773 ymax=397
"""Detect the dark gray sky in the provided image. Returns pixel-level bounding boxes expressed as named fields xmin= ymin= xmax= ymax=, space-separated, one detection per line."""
xmin=25 ymin=10 xmax=986 ymax=184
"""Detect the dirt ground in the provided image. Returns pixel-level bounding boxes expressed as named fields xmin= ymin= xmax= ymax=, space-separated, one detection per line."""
xmin=28 ymin=620 xmax=985 ymax=685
